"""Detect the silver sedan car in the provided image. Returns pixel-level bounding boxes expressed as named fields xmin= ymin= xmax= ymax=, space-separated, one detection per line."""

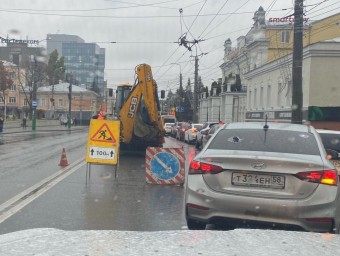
xmin=185 ymin=122 xmax=340 ymax=233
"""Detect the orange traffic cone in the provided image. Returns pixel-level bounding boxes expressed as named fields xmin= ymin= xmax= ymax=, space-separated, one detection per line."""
xmin=59 ymin=148 xmax=69 ymax=167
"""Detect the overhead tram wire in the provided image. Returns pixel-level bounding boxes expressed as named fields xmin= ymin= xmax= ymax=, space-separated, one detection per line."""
xmin=3 ymin=0 xmax=180 ymax=12
xmin=0 ymin=8 xmax=294 ymax=19
xmin=199 ymin=0 xmax=251 ymax=40
xmin=151 ymin=1 xmax=208 ymax=82
xmin=184 ymin=0 xmax=208 ymax=38
xmin=197 ymin=0 xmax=231 ymax=39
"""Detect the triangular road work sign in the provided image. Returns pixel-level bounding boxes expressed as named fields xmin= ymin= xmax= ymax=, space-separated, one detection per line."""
xmin=91 ymin=123 xmax=116 ymax=143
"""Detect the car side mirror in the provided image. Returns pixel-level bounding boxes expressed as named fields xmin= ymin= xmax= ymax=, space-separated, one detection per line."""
xmin=326 ymin=149 xmax=339 ymax=160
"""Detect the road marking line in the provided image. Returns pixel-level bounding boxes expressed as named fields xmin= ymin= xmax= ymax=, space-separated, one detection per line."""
xmin=0 ymin=158 xmax=85 ymax=224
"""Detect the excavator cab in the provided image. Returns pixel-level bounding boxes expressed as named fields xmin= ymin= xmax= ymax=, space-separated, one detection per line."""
xmin=114 ymin=83 xmax=133 ymax=116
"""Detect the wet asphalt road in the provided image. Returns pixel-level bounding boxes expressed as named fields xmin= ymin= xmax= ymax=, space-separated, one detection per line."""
xmin=0 ymin=130 xmax=196 ymax=235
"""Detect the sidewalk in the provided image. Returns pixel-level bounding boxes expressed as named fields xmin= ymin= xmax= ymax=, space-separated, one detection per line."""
xmin=1 ymin=119 xmax=87 ymax=134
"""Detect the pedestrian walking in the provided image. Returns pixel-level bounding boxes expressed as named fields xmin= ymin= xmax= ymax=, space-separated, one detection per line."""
xmin=22 ymin=116 xmax=27 ymax=129
xmin=0 ymin=116 xmax=4 ymax=133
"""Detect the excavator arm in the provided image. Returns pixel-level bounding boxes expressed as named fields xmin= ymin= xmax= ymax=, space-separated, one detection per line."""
xmin=118 ymin=64 xmax=164 ymax=146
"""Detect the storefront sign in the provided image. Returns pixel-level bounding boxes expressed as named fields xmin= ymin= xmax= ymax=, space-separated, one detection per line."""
xmin=268 ymin=17 xmax=309 ymax=23
xmin=0 ymin=36 xmax=39 ymax=45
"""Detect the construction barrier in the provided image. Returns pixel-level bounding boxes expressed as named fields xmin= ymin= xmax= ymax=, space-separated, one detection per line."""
xmin=146 ymin=147 xmax=185 ymax=185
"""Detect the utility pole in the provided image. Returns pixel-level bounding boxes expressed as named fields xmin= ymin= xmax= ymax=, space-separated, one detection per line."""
xmin=193 ymin=55 xmax=199 ymax=122
xmin=291 ymin=0 xmax=304 ymax=124
xmin=32 ymin=56 xmax=38 ymax=131
xmin=80 ymin=91 xmax=83 ymax=126
xmin=68 ymin=74 xmax=72 ymax=129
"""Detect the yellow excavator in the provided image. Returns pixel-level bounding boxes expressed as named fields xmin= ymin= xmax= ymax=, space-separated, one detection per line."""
xmin=114 ymin=64 xmax=165 ymax=150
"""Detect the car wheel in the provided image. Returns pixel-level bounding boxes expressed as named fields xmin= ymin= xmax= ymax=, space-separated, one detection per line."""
xmin=187 ymin=218 xmax=206 ymax=230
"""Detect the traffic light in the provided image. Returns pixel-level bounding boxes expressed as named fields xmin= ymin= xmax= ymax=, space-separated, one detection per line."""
xmin=161 ymin=90 xmax=165 ymax=99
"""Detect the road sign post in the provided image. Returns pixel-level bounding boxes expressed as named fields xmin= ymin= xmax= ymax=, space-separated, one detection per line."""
xmin=85 ymin=119 xmax=120 ymax=165
xmin=32 ymin=100 xmax=38 ymax=131
xmin=85 ymin=119 xmax=120 ymax=181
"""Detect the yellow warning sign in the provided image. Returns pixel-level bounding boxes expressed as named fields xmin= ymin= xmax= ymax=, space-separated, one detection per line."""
xmin=91 ymin=123 xmax=116 ymax=143
xmin=86 ymin=119 xmax=120 ymax=165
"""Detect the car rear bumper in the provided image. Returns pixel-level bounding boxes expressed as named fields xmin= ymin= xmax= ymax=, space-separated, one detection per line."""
xmin=186 ymin=175 xmax=338 ymax=232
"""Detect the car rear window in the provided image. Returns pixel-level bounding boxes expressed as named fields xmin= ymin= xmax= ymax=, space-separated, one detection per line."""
xmin=208 ymin=129 xmax=320 ymax=155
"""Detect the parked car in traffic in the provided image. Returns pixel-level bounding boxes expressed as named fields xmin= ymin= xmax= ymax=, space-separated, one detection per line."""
xmin=195 ymin=122 xmax=219 ymax=149
xmin=317 ymin=129 xmax=340 ymax=159
xmin=184 ymin=123 xmax=203 ymax=144
xmin=170 ymin=122 xmax=180 ymax=138
xmin=59 ymin=115 xmax=73 ymax=126
xmin=164 ymin=122 xmax=174 ymax=136
xmin=200 ymin=123 xmax=223 ymax=149
xmin=317 ymin=129 xmax=340 ymax=171
xmin=176 ymin=122 xmax=190 ymax=141
xmin=186 ymin=122 xmax=340 ymax=233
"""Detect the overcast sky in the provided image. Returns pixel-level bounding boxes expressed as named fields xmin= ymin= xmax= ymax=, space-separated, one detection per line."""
xmin=1 ymin=0 xmax=340 ymax=92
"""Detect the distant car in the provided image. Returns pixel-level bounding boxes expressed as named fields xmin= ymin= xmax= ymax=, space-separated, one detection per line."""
xmin=317 ymin=129 xmax=340 ymax=159
xmin=186 ymin=122 xmax=340 ymax=233
xmin=176 ymin=122 xmax=190 ymax=141
xmin=201 ymin=123 xmax=223 ymax=149
xmin=184 ymin=123 xmax=203 ymax=144
xmin=170 ymin=122 xmax=179 ymax=138
xmin=60 ymin=116 xmax=73 ymax=126
xmin=195 ymin=122 xmax=219 ymax=149
xmin=164 ymin=123 xmax=174 ymax=135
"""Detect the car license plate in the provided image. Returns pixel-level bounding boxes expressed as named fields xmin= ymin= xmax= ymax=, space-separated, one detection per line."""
xmin=232 ymin=172 xmax=285 ymax=189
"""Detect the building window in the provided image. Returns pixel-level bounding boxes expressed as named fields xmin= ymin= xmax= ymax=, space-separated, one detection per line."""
xmin=9 ymin=97 xmax=16 ymax=103
xmin=281 ymin=31 xmax=290 ymax=43
xmin=0 ymin=97 xmax=3 ymax=103
xmin=10 ymin=84 xmax=16 ymax=91
xmin=41 ymin=98 xmax=46 ymax=107
xmin=9 ymin=72 xmax=16 ymax=79
xmin=58 ymin=99 xmax=63 ymax=107
xmin=24 ymin=99 xmax=29 ymax=106
xmin=267 ymin=85 xmax=271 ymax=108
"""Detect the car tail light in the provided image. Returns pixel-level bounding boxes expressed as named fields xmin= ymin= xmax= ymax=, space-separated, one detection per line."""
xmin=187 ymin=203 xmax=209 ymax=211
xmin=191 ymin=128 xmax=197 ymax=133
xmin=296 ymin=170 xmax=338 ymax=185
xmin=182 ymin=128 xmax=186 ymax=132
xmin=189 ymin=160 xmax=223 ymax=174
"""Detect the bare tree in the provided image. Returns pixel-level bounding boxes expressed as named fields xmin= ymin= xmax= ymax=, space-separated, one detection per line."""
xmin=0 ymin=61 xmax=14 ymax=117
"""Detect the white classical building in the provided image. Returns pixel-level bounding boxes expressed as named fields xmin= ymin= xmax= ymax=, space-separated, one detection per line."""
xmin=199 ymin=6 xmax=340 ymax=129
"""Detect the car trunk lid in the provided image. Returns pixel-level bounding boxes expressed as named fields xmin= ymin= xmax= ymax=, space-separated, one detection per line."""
xmin=198 ymin=150 xmax=326 ymax=199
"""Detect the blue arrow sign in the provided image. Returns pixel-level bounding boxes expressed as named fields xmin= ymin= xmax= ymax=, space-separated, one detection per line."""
xmin=150 ymin=152 xmax=180 ymax=180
